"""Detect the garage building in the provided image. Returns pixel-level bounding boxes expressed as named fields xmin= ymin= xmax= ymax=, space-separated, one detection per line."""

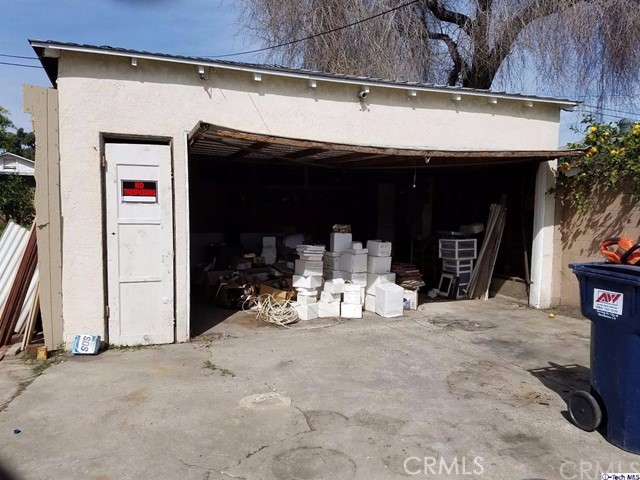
xmin=24 ymin=40 xmax=579 ymax=347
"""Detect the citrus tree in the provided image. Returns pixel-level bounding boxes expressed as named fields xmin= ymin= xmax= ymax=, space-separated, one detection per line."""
xmin=552 ymin=116 xmax=640 ymax=212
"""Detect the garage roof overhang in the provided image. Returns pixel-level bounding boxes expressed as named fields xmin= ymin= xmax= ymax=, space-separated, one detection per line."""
xmin=188 ymin=122 xmax=584 ymax=170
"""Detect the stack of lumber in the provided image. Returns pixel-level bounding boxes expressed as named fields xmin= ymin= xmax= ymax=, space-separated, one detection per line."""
xmin=0 ymin=223 xmax=40 ymax=350
xmin=391 ymin=263 xmax=425 ymax=290
xmin=467 ymin=197 xmax=507 ymax=300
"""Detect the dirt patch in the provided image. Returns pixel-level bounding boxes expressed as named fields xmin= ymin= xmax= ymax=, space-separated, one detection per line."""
xmin=426 ymin=315 xmax=497 ymax=332
xmin=272 ymin=446 xmax=356 ymax=480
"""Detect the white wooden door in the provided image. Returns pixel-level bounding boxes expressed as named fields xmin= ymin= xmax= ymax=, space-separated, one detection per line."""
xmin=105 ymin=143 xmax=174 ymax=345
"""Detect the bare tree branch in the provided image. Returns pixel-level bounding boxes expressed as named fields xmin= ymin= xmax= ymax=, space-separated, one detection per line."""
xmin=427 ymin=31 xmax=467 ymax=86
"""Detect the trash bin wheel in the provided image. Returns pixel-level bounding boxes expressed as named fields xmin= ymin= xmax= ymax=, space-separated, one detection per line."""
xmin=569 ymin=390 xmax=602 ymax=432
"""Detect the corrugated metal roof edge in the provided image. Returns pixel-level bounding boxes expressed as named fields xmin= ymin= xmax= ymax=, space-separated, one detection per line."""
xmin=29 ymin=39 xmax=579 ymax=108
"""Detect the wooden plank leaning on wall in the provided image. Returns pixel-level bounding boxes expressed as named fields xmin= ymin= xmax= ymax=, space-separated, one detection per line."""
xmin=23 ymin=85 xmax=63 ymax=349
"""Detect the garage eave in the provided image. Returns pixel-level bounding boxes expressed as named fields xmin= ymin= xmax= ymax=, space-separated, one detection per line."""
xmin=188 ymin=122 xmax=584 ymax=170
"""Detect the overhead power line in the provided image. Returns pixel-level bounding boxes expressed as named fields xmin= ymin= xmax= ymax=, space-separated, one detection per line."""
xmin=0 ymin=53 xmax=38 ymax=60
xmin=582 ymin=103 xmax=640 ymax=118
xmin=204 ymin=0 xmax=420 ymax=59
xmin=0 ymin=61 xmax=43 ymax=69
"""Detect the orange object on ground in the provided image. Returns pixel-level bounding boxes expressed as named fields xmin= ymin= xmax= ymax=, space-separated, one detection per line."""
xmin=599 ymin=237 xmax=640 ymax=265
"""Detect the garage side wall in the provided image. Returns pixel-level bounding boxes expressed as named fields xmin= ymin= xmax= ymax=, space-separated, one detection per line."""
xmin=557 ymin=192 xmax=640 ymax=306
xmin=55 ymin=52 xmax=563 ymax=344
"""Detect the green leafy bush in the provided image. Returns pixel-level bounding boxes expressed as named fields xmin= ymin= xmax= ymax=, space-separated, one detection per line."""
xmin=0 ymin=174 xmax=35 ymax=227
xmin=551 ymin=115 xmax=640 ymax=211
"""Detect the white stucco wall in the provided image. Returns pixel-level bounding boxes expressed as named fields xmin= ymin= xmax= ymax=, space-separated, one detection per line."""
xmin=54 ymin=51 xmax=563 ymax=345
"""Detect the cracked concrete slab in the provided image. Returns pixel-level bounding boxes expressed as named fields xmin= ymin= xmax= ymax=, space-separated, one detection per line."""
xmin=0 ymin=298 xmax=637 ymax=480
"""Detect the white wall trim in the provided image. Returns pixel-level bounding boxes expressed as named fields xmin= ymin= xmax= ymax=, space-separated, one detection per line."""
xmin=530 ymin=160 xmax=557 ymax=308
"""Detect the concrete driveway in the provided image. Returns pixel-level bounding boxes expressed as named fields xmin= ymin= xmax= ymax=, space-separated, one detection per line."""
xmin=0 ymin=298 xmax=636 ymax=480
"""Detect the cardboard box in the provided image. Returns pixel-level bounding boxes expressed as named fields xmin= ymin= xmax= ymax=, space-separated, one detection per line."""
xmin=320 ymin=291 xmax=341 ymax=303
xmin=403 ymin=289 xmax=418 ymax=310
xmin=324 ymin=278 xmax=345 ymax=294
xmin=330 ymin=233 xmax=353 ymax=253
xmin=340 ymin=253 xmax=367 ymax=273
xmin=367 ymin=240 xmax=392 ymax=257
xmin=341 ymin=303 xmax=363 ymax=319
xmin=375 ymin=282 xmax=404 ymax=318
xmin=294 ymin=303 xmax=319 ymax=321
xmin=343 ymin=272 xmax=367 ymax=285
xmin=367 ymin=256 xmax=392 ymax=274
xmin=260 ymin=281 xmax=295 ymax=301
xmin=365 ymin=294 xmax=376 ymax=313
xmin=319 ymin=301 xmax=341 ymax=318
xmin=292 ymin=275 xmax=323 ymax=289
xmin=343 ymin=291 xmax=362 ymax=305
xmin=295 ymin=259 xmax=323 ymax=276
xmin=366 ymin=273 xmax=396 ymax=296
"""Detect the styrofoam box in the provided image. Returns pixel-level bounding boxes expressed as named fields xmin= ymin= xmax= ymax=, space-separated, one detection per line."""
xmin=344 ymin=283 xmax=362 ymax=293
xmin=442 ymin=259 xmax=474 ymax=274
xmin=367 ymin=255 xmax=392 ymax=274
xmin=263 ymin=236 xmax=276 ymax=247
xmin=323 ymin=255 xmax=341 ymax=270
xmin=351 ymin=241 xmax=363 ymax=250
xmin=367 ymin=240 xmax=392 ymax=257
xmin=340 ymin=253 xmax=367 ymax=273
xmin=330 ymin=233 xmax=353 ymax=253
xmin=324 ymin=278 xmax=345 ymax=294
xmin=343 ymin=291 xmax=362 ymax=305
xmin=365 ymin=294 xmax=376 ymax=313
xmin=320 ymin=291 xmax=341 ymax=303
xmin=319 ymin=301 xmax=341 ymax=318
xmin=297 ymin=293 xmax=318 ymax=305
xmin=293 ymin=275 xmax=323 ymax=289
xmin=343 ymin=272 xmax=367 ymax=285
xmin=375 ymin=282 xmax=405 ymax=318
xmin=294 ymin=303 xmax=319 ymax=321
xmin=403 ymin=289 xmax=418 ymax=310
xmin=324 ymin=270 xmax=345 ymax=280
xmin=295 ymin=259 xmax=323 ymax=276
xmin=341 ymin=303 xmax=363 ymax=319
xmin=366 ymin=273 xmax=396 ymax=295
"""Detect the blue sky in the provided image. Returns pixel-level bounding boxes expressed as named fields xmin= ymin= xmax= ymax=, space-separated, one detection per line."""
xmin=0 ymin=0 xmax=262 ymax=130
xmin=0 ymin=1 xmax=605 ymax=145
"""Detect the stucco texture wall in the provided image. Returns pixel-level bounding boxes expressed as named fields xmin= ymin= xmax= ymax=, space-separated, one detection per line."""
xmin=557 ymin=191 xmax=640 ymax=306
xmin=54 ymin=50 xmax=563 ymax=344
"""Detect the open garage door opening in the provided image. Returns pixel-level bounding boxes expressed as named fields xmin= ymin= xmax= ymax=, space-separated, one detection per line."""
xmin=186 ymin=123 xmax=576 ymax=337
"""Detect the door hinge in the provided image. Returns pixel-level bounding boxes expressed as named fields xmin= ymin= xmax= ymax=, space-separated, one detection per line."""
xmin=105 ymin=305 xmax=110 ymax=318
xmin=101 ymin=155 xmax=106 ymax=169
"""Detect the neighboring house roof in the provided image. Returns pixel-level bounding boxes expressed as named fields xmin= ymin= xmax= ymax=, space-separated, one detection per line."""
xmin=30 ymin=39 xmax=579 ymax=109
xmin=0 ymin=152 xmax=35 ymax=176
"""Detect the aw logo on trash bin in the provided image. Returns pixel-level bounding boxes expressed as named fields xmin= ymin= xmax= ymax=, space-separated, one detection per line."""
xmin=593 ymin=288 xmax=624 ymax=319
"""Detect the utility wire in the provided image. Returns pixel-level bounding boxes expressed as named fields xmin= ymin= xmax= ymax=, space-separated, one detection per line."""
xmin=582 ymin=103 xmax=639 ymax=118
xmin=0 ymin=53 xmax=38 ymax=60
xmin=203 ymin=0 xmax=420 ymax=59
xmin=0 ymin=61 xmax=43 ymax=69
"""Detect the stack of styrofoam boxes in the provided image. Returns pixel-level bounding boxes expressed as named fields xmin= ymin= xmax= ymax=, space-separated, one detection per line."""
xmin=319 ymin=278 xmax=343 ymax=317
xmin=292 ymin=245 xmax=325 ymax=320
xmin=439 ymin=238 xmax=477 ymax=299
xmin=339 ymin=241 xmax=368 ymax=318
xmin=325 ymin=232 xmax=352 ymax=281
xmin=375 ymin=282 xmax=405 ymax=318
xmin=365 ymin=240 xmax=396 ymax=314
xmin=261 ymin=236 xmax=277 ymax=265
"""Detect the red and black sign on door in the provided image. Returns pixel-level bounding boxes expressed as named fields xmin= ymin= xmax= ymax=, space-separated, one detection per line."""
xmin=121 ymin=180 xmax=158 ymax=203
